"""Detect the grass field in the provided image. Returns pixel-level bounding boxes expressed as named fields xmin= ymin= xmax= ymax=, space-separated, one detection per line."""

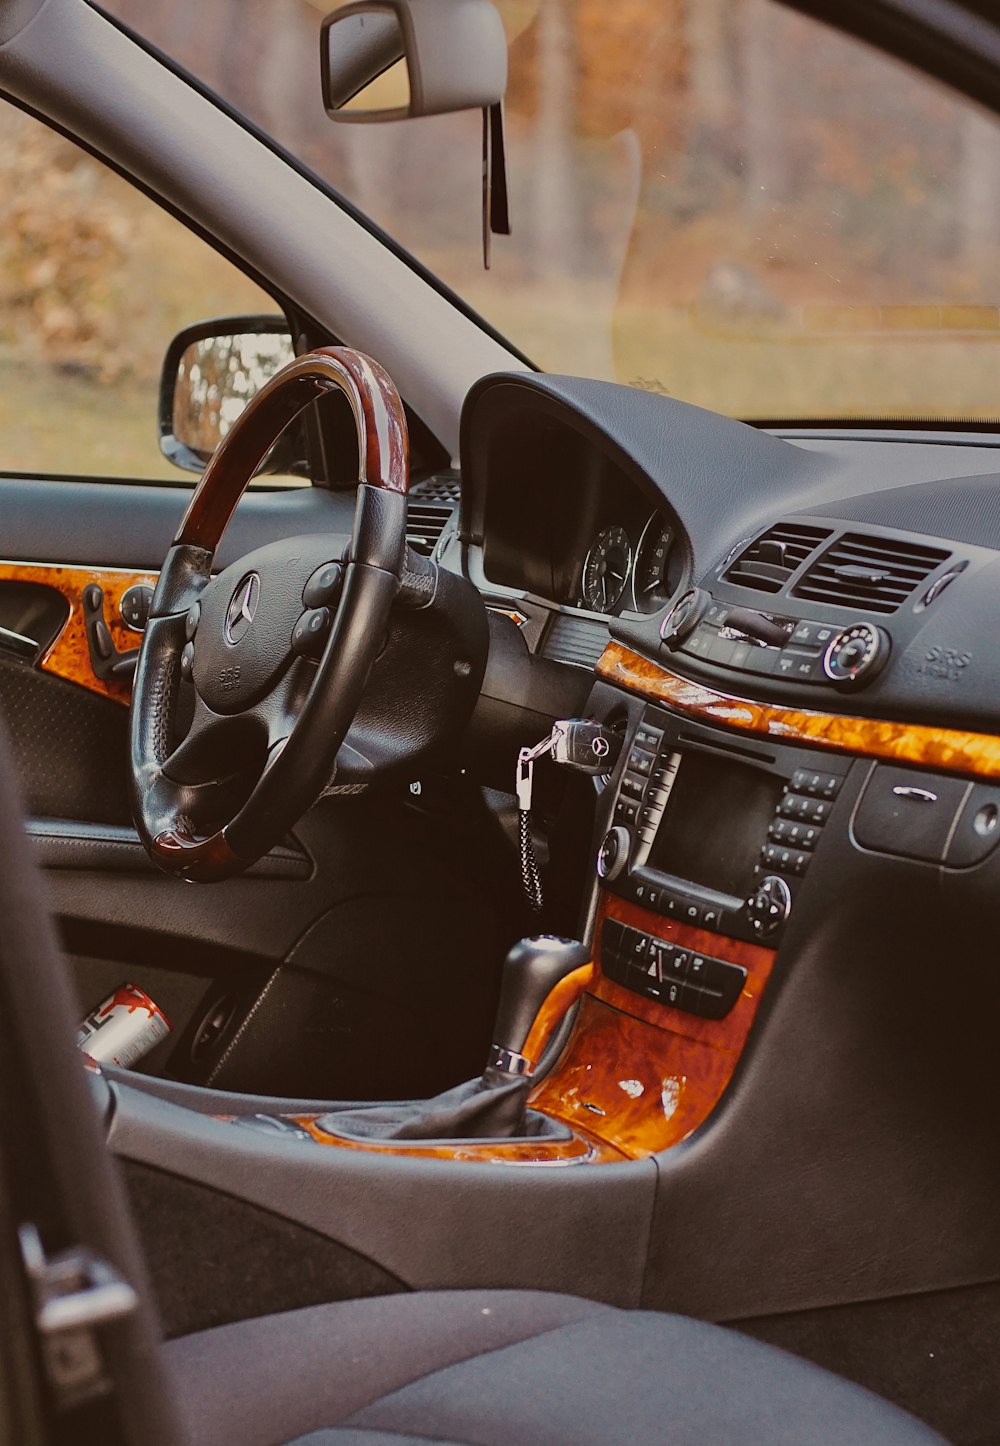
xmin=0 ymin=362 xmax=181 ymax=481
xmin=2 ymin=303 xmax=997 ymax=492
xmin=457 ymin=284 xmax=1000 ymax=422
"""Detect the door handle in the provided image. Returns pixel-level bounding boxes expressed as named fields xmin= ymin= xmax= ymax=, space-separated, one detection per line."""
xmin=0 ymin=622 xmax=38 ymax=661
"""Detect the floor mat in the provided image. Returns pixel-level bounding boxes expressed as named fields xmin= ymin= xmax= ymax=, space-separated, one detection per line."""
xmin=736 ymin=1279 xmax=1000 ymax=1445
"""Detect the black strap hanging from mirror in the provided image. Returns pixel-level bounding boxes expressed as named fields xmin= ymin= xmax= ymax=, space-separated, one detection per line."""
xmin=482 ymin=101 xmax=511 ymax=270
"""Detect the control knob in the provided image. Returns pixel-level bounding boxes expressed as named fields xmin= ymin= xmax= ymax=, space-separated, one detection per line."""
xmin=597 ymin=826 xmax=630 ymax=881
xmin=823 ymin=622 xmax=888 ymax=686
xmin=746 ymin=874 xmax=791 ymax=938
xmin=659 ymin=588 xmax=709 ymax=649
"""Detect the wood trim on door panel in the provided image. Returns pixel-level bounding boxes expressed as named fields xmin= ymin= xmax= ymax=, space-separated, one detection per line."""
xmin=0 ymin=562 xmax=157 ymax=705
xmin=598 ymin=639 xmax=1000 ymax=781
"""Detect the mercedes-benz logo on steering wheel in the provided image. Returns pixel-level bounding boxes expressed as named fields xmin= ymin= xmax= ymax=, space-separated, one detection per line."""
xmin=225 ymin=572 xmax=260 ymax=645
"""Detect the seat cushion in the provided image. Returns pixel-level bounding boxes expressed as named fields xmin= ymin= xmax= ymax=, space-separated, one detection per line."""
xmin=163 ymin=1288 xmax=948 ymax=1446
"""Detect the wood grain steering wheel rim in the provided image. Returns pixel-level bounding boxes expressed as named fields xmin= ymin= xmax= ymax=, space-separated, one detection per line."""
xmin=129 ymin=347 xmax=409 ymax=882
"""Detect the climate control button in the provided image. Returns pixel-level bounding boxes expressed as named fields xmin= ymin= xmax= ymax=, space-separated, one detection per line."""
xmin=823 ymin=622 xmax=888 ymax=685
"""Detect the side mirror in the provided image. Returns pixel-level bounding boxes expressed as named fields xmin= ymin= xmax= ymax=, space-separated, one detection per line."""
xmin=320 ymin=0 xmax=507 ymax=122
xmin=159 ymin=317 xmax=305 ymax=476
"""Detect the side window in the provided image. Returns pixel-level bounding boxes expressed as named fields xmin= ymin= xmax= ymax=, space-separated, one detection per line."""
xmin=0 ymin=104 xmax=281 ymax=481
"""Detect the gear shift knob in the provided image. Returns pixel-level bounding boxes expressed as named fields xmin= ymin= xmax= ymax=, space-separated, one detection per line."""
xmin=488 ymin=935 xmax=592 ymax=1078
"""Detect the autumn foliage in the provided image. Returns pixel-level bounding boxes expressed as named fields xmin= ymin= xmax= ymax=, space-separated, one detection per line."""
xmin=0 ymin=111 xmax=134 ymax=379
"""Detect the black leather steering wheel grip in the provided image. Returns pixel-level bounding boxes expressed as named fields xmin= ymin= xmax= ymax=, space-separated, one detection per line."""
xmin=128 ymin=347 xmax=410 ymax=882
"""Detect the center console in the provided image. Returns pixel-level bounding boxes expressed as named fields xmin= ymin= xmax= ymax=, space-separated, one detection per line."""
xmin=595 ymin=706 xmax=850 ymax=1027
xmin=502 ymin=698 xmax=862 ymax=1160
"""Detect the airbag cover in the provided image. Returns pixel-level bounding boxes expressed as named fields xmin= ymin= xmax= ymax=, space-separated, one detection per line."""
xmin=193 ymin=535 xmax=346 ymax=712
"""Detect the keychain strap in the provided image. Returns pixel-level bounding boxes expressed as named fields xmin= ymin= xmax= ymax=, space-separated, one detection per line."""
xmin=516 ymin=735 xmax=553 ymax=914
xmin=518 ymin=809 xmax=544 ymax=913
xmin=514 ymin=719 xmax=620 ymax=914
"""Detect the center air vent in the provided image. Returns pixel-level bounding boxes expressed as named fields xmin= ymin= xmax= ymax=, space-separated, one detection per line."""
xmin=406 ymin=474 xmax=461 ymax=558
xmin=723 ymin=523 xmax=832 ymax=594
xmin=793 ymin=532 xmax=950 ymax=614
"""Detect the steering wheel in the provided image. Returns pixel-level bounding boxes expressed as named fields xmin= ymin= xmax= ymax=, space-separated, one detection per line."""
xmin=129 ymin=347 xmax=408 ymax=883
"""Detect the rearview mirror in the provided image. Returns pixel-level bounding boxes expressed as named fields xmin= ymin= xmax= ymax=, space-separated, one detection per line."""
xmin=320 ymin=0 xmax=507 ymax=121
xmin=159 ymin=317 xmax=307 ymax=477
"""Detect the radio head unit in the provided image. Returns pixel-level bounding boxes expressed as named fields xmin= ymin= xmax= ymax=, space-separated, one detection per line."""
xmin=600 ymin=710 xmax=849 ymax=943
xmin=646 ymin=750 xmax=784 ymax=898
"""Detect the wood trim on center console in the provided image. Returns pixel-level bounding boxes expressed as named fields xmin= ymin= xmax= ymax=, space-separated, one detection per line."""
xmin=264 ymin=894 xmax=776 ymax=1167
xmin=528 ymin=896 xmax=776 ymax=1158
xmin=597 ymin=639 xmax=1000 ymax=781
xmin=0 ymin=561 xmax=157 ymax=705
xmin=289 ymin=1114 xmax=627 ymax=1165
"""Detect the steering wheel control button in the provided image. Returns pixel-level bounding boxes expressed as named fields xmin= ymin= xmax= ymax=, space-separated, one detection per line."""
xmin=303 ymin=563 xmax=343 ymax=609
xmin=659 ymin=588 xmax=709 ymax=649
xmin=184 ymin=602 xmax=201 ymax=641
xmin=179 ymin=641 xmax=195 ymax=680
xmin=746 ymin=874 xmax=792 ymax=938
xmin=291 ymin=607 xmax=331 ymax=658
xmin=597 ymin=826 xmax=630 ymax=881
xmin=120 ymin=584 xmax=154 ymax=632
xmin=823 ymin=622 xmax=888 ymax=685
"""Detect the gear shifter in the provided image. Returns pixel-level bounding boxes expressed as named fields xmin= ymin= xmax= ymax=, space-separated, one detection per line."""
xmin=312 ymin=935 xmax=593 ymax=1143
xmin=487 ymin=935 xmax=593 ymax=1079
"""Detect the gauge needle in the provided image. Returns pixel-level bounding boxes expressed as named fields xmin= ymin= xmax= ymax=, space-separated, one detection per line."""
xmin=608 ymin=569 xmax=625 ymax=585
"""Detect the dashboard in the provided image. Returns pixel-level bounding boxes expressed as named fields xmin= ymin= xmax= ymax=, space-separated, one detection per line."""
xmin=578 ymin=511 xmax=674 ymax=616
xmin=449 ymin=371 xmax=1000 ymax=1323
xmin=465 ymin=394 xmax=684 ymax=619
xmin=458 ymin=373 xmax=1000 ymax=733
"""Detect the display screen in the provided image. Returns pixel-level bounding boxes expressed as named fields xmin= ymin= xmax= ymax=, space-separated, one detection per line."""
xmin=648 ymin=751 xmax=784 ymax=898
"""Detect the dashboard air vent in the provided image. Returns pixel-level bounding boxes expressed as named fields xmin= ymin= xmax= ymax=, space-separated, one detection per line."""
xmin=723 ymin=523 xmax=833 ymax=594
xmin=793 ymin=532 xmax=950 ymax=614
xmin=405 ymin=474 xmax=461 ymax=558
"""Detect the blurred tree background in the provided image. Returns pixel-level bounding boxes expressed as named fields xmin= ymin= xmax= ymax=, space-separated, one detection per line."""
xmin=0 ymin=108 xmax=276 ymax=478
xmin=1 ymin=0 xmax=998 ymax=483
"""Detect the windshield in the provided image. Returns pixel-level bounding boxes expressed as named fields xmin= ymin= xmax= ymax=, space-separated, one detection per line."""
xmin=102 ymin=0 xmax=1000 ymax=424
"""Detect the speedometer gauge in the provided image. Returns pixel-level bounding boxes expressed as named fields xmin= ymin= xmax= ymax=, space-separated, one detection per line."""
xmin=582 ymin=525 xmax=632 ymax=614
xmin=633 ymin=515 xmax=675 ymax=612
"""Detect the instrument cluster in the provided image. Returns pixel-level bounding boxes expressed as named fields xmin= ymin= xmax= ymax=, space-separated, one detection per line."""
xmin=579 ymin=513 xmax=676 ymax=616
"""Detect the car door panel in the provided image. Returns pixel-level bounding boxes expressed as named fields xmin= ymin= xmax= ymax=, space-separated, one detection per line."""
xmin=25 ymin=818 xmax=311 ymax=877
xmin=0 ymin=561 xmax=157 ymax=704
xmin=0 ymin=471 xmax=506 ymax=1100
xmin=0 ymin=476 xmax=357 ymax=822
xmin=0 ymin=475 xmax=354 ymax=1045
xmin=0 ymin=475 xmax=357 ymax=571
